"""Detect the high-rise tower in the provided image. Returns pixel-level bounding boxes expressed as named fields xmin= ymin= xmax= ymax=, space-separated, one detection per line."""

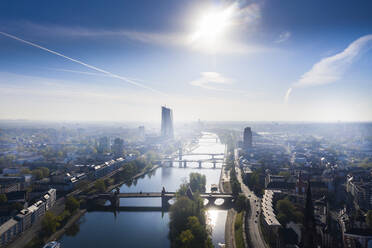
xmin=243 ymin=127 xmax=252 ymax=149
xmin=98 ymin=136 xmax=110 ymax=153
xmin=112 ymin=138 xmax=124 ymax=158
xmin=161 ymin=106 xmax=174 ymax=139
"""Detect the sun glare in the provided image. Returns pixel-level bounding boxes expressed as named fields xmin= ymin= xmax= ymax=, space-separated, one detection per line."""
xmin=190 ymin=5 xmax=235 ymax=49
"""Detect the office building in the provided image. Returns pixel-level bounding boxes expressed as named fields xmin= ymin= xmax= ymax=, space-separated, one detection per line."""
xmin=112 ymin=138 xmax=124 ymax=158
xmin=243 ymin=127 xmax=252 ymax=149
xmin=98 ymin=137 xmax=110 ymax=153
xmin=138 ymin=126 xmax=145 ymax=139
xmin=161 ymin=106 xmax=174 ymax=139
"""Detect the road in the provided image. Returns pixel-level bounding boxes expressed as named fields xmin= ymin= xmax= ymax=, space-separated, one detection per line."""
xmin=234 ymin=149 xmax=268 ymax=248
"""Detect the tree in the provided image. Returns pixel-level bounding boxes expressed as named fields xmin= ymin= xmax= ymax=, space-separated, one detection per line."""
xmin=236 ymin=194 xmax=247 ymax=212
xmin=39 ymin=167 xmax=50 ymax=178
xmin=189 ymin=173 xmax=206 ymax=193
xmin=11 ymin=202 xmax=23 ymax=212
xmin=0 ymin=194 xmax=7 ymax=205
xmin=276 ymin=198 xmax=303 ymax=226
xmin=366 ymin=210 xmax=372 ymax=229
xmin=65 ymin=222 xmax=80 ymax=237
xmin=32 ymin=169 xmax=43 ymax=180
xmin=279 ymin=171 xmax=291 ymax=180
xmin=179 ymin=229 xmax=194 ymax=248
xmin=57 ymin=210 xmax=71 ymax=224
xmin=65 ymin=196 xmax=80 ymax=213
xmin=94 ymin=179 xmax=107 ymax=193
xmin=170 ymin=180 xmax=212 ymax=248
xmin=177 ymin=183 xmax=189 ymax=197
xmin=21 ymin=168 xmax=31 ymax=174
xmin=41 ymin=211 xmax=60 ymax=235
xmin=144 ymin=150 xmax=160 ymax=163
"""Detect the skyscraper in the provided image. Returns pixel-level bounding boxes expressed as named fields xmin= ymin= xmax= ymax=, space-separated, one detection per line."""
xmin=112 ymin=138 xmax=124 ymax=158
xmin=161 ymin=106 xmax=174 ymax=139
xmin=98 ymin=136 xmax=110 ymax=153
xmin=138 ymin=125 xmax=145 ymax=139
xmin=243 ymin=127 xmax=252 ymax=149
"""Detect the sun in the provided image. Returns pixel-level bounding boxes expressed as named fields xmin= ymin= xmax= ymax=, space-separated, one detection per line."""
xmin=190 ymin=5 xmax=235 ymax=48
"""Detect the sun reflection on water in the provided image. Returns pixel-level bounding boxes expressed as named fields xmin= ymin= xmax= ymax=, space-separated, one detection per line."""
xmin=206 ymin=209 xmax=219 ymax=229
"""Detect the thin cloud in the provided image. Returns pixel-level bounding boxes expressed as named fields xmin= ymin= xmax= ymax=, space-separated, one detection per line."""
xmin=8 ymin=9 xmax=267 ymax=55
xmin=0 ymin=31 xmax=166 ymax=95
xmin=285 ymin=34 xmax=372 ymax=102
xmin=275 ymin=31 xmax=291 ymax=43
xmin=190 ymin=72 xmax=233 ymax=91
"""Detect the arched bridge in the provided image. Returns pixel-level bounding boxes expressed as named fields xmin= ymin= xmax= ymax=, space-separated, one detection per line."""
xmin=86 ymin=188 xmax=234 ymax=210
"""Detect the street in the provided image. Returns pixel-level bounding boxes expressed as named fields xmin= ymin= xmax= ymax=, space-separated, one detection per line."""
xmin=235 ymin=149 xmax=268 ymax=248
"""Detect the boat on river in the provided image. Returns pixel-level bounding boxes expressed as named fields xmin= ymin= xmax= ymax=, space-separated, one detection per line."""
xmin=211 ymin=184 xmax=218 ymax=192
xmin=42 ymin=241 xmax=61 ymax=248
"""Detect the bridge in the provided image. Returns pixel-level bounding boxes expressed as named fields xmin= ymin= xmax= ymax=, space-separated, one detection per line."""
xmin=85 ymin=188 xmax=234 ymax=210
xmin=176 ymin=149 xmax=224 ymax=160
xmin=181 ymin=153 xmax=224 ymax=157
xmin=161 ymin=149 xmax=225 ymax=168
xmin=161 ymin=158 xmax=224 ymax=168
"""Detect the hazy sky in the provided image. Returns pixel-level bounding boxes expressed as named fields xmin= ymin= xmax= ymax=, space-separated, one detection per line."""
xmin=0 ymin=0 xmax=371 ymax=122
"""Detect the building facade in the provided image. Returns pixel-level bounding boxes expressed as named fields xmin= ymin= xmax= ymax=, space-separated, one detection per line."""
xmin=161 ymin=106 xmax=174 ymax=139
xmin=243 ymin=127 xmax=252 ymax=149
xmin=112 ymin=138 xmax=124 ymax=158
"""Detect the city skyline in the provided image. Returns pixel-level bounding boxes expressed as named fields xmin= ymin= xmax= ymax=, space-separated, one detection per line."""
xmin=0 ymin=0 xmax=371 ymax=122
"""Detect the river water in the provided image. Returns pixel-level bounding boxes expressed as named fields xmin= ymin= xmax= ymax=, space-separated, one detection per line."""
xmin=59 ymin=132 xmax=226 ymax=248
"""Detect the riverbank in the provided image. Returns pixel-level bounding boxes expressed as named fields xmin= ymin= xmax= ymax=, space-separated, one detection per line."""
xmin=16 ymin=163 xmax=161 ymax=248
xmin=46 ymin=209 xmax=87 ymax=243
xmin=220 ymin=145 xmax=237 ymax=248
xmin=234 ymin=211 xmax=245 ymax=248
xmin=225 ymin=209 xmax=237 ymax=248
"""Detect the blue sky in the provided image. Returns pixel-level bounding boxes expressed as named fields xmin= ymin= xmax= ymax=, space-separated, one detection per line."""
xmin=0 ymin=0 xmax=371 ymax=122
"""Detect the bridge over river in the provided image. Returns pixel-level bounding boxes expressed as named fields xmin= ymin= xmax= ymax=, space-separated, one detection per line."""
xmin=160 ymin=150 xmax=225 ymax=168
xmin=85 ymin=189 xmax=234 ymax=211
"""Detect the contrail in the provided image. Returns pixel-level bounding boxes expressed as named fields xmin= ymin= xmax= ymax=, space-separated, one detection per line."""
xmin=0 ymin=31 xmax=165 ymax=95
xmin=284 ymin=87 xmax=292 ymax=104
xmin=50 ymin=68 xmax=146 ymax=83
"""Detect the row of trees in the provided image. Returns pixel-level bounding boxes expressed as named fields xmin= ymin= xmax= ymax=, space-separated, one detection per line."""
xmin=224 ymin=153 xmax=241 ymax=197
xmin=244 ymin=168 xmax=265 ymax=197
xmin=275 ymin=197 xmax=303 ymax=226
xmin=113 ymin=156 xmax=156 ymax=185
xmin=169 ymin=173 xmax=213 ymax=248
xmin=41 ymin=196 xmax=80 ymax=236
xmin=367 ymin=210 xmax=372 ymax=229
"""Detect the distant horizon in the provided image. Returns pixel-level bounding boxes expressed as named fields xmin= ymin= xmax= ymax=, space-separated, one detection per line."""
xmin=1 ymin=118 xmax=371 ymax=124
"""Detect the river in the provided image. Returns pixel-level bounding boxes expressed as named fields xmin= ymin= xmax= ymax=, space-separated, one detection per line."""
xmin=59 ymin=132 xmax=227 ymax=247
